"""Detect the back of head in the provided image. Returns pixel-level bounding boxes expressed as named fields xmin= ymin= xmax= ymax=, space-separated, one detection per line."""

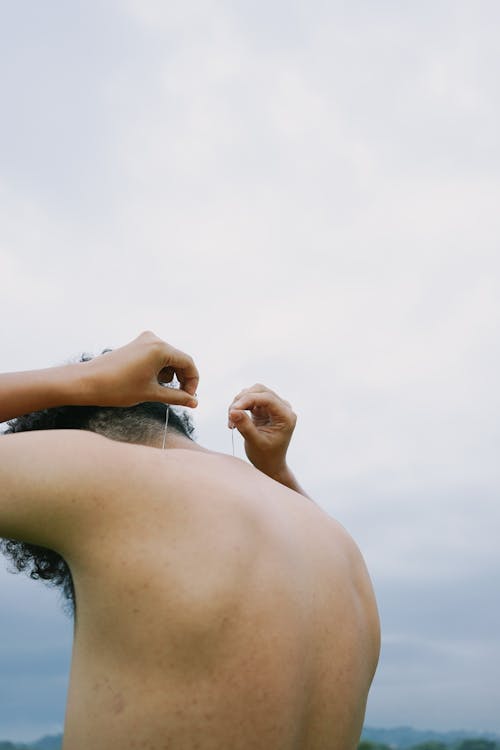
xmin=6 ymin=400 xmax=195 ymax=446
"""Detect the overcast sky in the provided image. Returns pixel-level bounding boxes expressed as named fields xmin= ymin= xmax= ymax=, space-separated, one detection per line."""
xmin=1 ymin=0 xmax=499 ymax=742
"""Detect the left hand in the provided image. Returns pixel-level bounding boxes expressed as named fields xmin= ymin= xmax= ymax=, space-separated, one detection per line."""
xmin=82 ymin=331 xmax=199 ymax=408
xmin=228 ymin=384 xmax=297 ymax=479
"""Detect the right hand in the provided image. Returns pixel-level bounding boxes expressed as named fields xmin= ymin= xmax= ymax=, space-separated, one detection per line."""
xmin=82 ymin=331 xmax=199 ymax=409
xmin=227 ymin=384 xmax=297 ymax=479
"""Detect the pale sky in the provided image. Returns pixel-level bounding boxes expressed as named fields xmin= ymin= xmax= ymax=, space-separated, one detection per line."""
xmin=1 ymin=0 xmax=500 ymax=742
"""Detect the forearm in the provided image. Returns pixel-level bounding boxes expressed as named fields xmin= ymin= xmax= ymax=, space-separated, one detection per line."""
xmin=0 ymin=364 xmax=89 ymax=423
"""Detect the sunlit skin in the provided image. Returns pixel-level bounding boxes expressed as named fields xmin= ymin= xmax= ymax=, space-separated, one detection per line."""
xmin=0 ymin=332 xmax=380 ymax=750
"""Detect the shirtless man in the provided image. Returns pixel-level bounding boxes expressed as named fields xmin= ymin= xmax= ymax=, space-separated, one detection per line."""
xmin=0 ymin=331 xmax=380 ymax=750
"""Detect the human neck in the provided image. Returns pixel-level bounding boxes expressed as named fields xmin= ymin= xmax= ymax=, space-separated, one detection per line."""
xmin=162 ymin=431 xmax=209 ymax=453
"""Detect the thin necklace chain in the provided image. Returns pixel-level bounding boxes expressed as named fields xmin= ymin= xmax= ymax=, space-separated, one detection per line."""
xmin=162 ymin=405 xmax=169 ymax=450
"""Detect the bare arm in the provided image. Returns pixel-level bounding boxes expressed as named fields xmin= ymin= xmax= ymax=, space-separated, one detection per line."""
xmin=0 ymin=331 xmax=199 ymax=546
xmin=0 ymin=364 xmax=87 ymax=423
xmin=0 ymin=429 xmax=121 ymax=546
xmin=228 ymin=384 xmax=313 ymax=501
xmin=0 ymin=331 xmax=199 ymax=424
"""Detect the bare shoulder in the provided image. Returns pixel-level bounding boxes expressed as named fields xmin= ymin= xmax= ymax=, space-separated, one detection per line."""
xmin=0 ymin=428 xmax=134 ymax=496
xmin=331 ymin=519 xmax=381 ymax=674
xmin=290 ymin=503 xmax=381 ymax=671
xmin=0 ymin=430 xmax=158 ymax=549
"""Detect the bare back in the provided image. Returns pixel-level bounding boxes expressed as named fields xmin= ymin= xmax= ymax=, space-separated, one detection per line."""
xmin=62 ymin=444 xmax=379 ymax=750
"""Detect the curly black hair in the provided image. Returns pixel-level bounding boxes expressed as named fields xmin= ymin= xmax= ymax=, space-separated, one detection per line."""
xmin=0 ymin=353 xmax=196 ymax=617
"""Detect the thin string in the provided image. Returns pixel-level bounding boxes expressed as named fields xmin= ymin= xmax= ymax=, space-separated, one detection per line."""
xmin=161 ymin=378 xmax=178 ymax=450
xmin=231 ymin=426 xmax=235 ymax=457
xmin=162 ymin=404 xmax=169 ymax=450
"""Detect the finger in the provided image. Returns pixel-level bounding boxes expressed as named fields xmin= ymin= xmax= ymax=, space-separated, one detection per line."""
xmin=177 ymin=372 xmax=199 ymax=397
xmin=161 ymin=348 xmax=199 ymax=396
xmin=228 ymin=409 xmax=260 ymax=441
xmin=231 ymin=383 xmax=279 ymax=403
xmin=230 ymin=391 xmax=291 ymax=417
xmin=153 ymin=384 xmax=198 ymax=408
xmin=230 ymin=386 xmax=292 ymax=414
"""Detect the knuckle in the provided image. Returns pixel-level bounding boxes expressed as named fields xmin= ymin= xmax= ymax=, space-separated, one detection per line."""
xmin=151 ymin=340 xmax=165 ymax=356
xmin=144 ymin=333 xmax=163 ymax=351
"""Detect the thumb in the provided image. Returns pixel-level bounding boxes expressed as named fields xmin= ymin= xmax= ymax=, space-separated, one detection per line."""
xmin=229 ymin=409 xmax=259 ymax=441
xmin=153 ymin=385 xmax=198 ymax=408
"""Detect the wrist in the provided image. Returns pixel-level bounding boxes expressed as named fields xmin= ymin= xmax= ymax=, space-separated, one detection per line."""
xmin=50 ymin=362 xmax=95 ymax=407
xmin=270 ymin=464 xmax=307 ymax=496
xmin=268 ymin=462 xmax=293 ymax=486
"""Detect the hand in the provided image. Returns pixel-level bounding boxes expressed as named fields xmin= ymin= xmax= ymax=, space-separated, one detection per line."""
xmin=82 ymin=331 xmax=199 ymax=408
xmin=228 ymin=384 xmax=297 ymax=479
